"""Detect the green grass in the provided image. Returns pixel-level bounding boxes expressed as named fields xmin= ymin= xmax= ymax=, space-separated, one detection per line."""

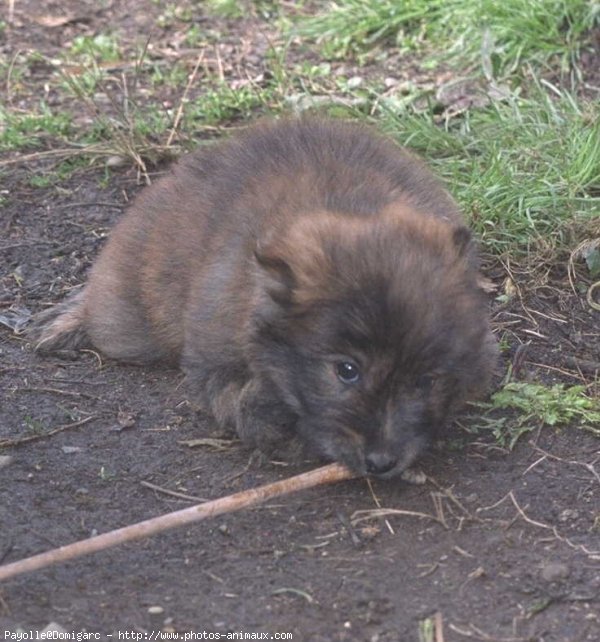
xmin=0 ymin=104 xmax=73 ymax=151
xmin=294 ymin=0 xmax=441 ymax=59
xmin=451 ymin=0 xmax=600 ymax=76
xmin=418 ymin=615 xmax=437 ymax=642
xmin=472 ymin=382 xmax=600 ymax=449
xmin=59 ymin=33 xmax=127 ymax=98
xmin=206 ymin=0 xmax=281 ymax=20
xmin=68 ymin=33 xmax=121 ymax=63
xmin=187 ymin=82 xmax=277 ymax=127
xmin=294 ymin=0 xmax=599 ymax=77
xmin=374 ymin=85 xmax=600 ymax=254
xmin=148 ymin=61 xmax=190 ymax=88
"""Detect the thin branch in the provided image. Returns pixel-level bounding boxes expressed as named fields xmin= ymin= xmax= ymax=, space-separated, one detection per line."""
xmin=0 ymin=416 xmax=96 ymax=449
xmin=166 ymin=52 xmax=205 ymax=147
xmin=0 ymin=463 xmax=355 ymax=582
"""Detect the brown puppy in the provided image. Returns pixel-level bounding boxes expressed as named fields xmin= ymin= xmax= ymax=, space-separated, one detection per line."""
xmin=31 ymin=118 xmax=497 ymax=478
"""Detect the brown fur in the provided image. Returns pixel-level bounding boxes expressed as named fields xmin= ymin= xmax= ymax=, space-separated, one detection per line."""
xmin=30 ymin=118 xmax=497 ymax=477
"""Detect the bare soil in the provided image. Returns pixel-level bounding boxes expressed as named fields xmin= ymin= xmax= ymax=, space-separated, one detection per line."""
xmin=1 ymin=2 xmax=599 ymax=640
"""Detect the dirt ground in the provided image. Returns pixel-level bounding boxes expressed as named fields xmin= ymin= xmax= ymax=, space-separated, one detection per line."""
xmin=1 ymin=2 xmax=599 ymax=640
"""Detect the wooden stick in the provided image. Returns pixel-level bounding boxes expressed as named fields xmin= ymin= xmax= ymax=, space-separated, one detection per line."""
xmin=0 ymin=463 xmax=355 ymax=582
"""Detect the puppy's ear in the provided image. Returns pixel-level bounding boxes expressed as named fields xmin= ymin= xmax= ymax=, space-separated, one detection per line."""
xmin=254 ymin=246 xmax=296 ymax=305
xmin=452 ymin=225 xmax=484 ymax=274
xmin=452 ymin=226 xmax=472 ymax=257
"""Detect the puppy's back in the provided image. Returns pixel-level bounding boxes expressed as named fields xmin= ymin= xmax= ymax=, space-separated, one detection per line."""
xmin=32 ymin=119 xmax=465 ymax=364
xmin=179 ymin=118 xmax=462 ymax=231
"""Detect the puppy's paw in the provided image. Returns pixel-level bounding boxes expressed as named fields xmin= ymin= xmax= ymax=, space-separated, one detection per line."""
xmin=235 ymin=379 xmax=303 ymax=461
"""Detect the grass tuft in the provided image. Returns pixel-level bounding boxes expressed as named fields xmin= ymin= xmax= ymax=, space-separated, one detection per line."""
xmin=489 ymin=382 xmax=600 ymax=448
xmin=294 ymin=0 xmax=600 ymax=76
xmin=463 ymin=382 xmax=600 ymax=449
xmin=376 ymin=85 xmax=600 ymax=254
xmin=294 ymin=0 xmax=440 ymax=59
xmin=69 ymin=33 xmax=121 ymax=63
xmin=0 ymin=104 xmax=73 ymax=151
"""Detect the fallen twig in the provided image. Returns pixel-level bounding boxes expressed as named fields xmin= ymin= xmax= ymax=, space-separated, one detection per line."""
xmin=351 ymin=507 xmax=439 ymax=525
xmin=166 ymin=52 xmax=205 ymax=147
xmin=479 ymin=490 xmax=600 ymax=559
xmin=139 ymin=480 xmax=207 ymax=503
xmin=0 ymin=462 xmax=355 ymax=582
xmin=365 ymin=477 xmax=395 ymax=534
xmin=15 ymin=386 xmax=98 ymax=400
xmin=0 ymin=416 xmax=96 ymax=449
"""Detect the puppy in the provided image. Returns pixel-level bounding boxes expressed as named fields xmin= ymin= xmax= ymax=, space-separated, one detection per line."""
xmin=31 ymin=118 xmax=497 ymax=478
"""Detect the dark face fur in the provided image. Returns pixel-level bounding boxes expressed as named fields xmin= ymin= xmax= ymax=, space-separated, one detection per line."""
xmin=252 ymin=207 xmax=496 ymax=478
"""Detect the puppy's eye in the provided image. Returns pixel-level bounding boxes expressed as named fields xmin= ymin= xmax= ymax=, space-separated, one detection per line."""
xmin=416 ymin=374 xmax=434 ymax=390
xmin=335 ymin=361 xmax=360 ymax=384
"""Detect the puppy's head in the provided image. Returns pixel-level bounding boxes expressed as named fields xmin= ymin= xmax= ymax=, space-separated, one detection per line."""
xmin=252 ymin=205 xmax=497 ymax=478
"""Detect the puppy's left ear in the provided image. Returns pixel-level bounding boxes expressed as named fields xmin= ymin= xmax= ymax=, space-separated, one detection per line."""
xmin=452 ymin=226 xmax=487 ymax=277
xmin=254 ymin=246 xmax=296 ymax=305
xmin=452 ymin=226 xmax=472 ymax=257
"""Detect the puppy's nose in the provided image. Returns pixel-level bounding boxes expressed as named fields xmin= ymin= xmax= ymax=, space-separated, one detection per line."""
xmin=365 ymin=452 xmax=397 ymax=476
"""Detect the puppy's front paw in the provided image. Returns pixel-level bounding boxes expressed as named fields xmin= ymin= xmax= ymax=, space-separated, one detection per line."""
xmin=235 ymin=380 xmax=304 ymax=461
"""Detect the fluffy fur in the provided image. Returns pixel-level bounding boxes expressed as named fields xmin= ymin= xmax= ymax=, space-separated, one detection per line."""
xmin=31 ymin=118 xmax=497 ymax=477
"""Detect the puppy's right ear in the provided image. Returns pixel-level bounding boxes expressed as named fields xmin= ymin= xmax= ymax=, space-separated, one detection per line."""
xmin=254 ymin=246 xmax=296 ymax=305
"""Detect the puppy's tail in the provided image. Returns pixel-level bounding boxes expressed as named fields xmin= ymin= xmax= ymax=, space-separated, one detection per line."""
xmin=28 ymin=287 xmax=90 ymax=353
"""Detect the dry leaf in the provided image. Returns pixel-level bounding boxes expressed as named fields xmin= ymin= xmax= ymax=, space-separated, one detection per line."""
xmin=34 ymin=14 xmax=77 ymax=28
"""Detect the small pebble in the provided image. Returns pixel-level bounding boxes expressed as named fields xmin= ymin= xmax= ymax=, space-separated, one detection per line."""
xmin=0 ymin=455 xmax=13 ymax=469
xmin=541 ymin=562 xmax=570 ymax=583
xmin=62 ymin=446 xmax=82 ymax=454
xmin=106 ymin=155 xmax=128 ymax=168
xmin=401 ymin=468 xmax=426 ymax=485
xmin=346 ymin=76 xmax=363 ymax=89
xmin=558 ymin=509 xmax=579 ymax=523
